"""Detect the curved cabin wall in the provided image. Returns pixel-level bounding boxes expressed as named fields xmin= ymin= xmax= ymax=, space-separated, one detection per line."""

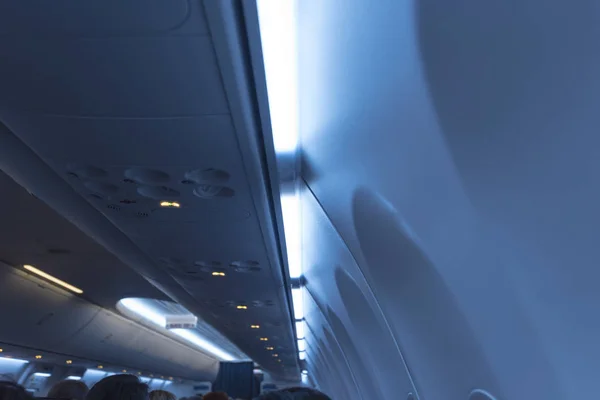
xmin=0 ymin=262 xmax=219 ymax=380
xmin=296 ymin=0 xmax=600 ymax=399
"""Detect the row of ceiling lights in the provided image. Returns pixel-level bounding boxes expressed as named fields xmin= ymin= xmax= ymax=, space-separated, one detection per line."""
xmin=21 ymin=259 xmax=290 ymax=368
xmin=1 ymin=351 xmax=176 ymax=381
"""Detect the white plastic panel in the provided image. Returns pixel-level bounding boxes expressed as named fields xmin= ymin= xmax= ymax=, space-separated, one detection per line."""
xmin=0 ymin=263 xmax=98 ymax=349
xmin=0 ymin=262 xmax=218 ymax=380
xmin=296 ymin=0 xmax=600 ymax=398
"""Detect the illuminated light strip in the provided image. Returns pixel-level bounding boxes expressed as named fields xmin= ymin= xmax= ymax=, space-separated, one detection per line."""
xmin=280 ymin=194 xmax=301 ymax=279
xmin=23 ymin=265 xmax=83 ymax=294
xmin=119 ymin=298 xmax=166 ymax=327
xmin=295 ymin=320 xmax=305 ymax=339
xmin=119 ymin=299 xmax=236 ymax=361
xmin=291 ymin=287 xmax=304 ymax=320
xmin=66 ymin=376 xmax=81 ymax=380
xmin=297 ymin=339 xmax=306 ymax=352
xmin=171 ymin=329 xmax=236 ymax=362
xmin=256 ymin=0 xmax=298 ymax=154
xmin=160 ymin=201 xmax=180 ymax=208
xmin=0 ymin=356 xmax=28 ymax=365
xmin=33 ymin=373 xmax=51 ymax=377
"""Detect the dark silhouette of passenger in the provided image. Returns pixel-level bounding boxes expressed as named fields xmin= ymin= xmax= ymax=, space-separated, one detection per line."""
xmin=48 ymin=379 xmax=89 ymax=400
xmin=85 ymin=374 xmax=148 ymax=400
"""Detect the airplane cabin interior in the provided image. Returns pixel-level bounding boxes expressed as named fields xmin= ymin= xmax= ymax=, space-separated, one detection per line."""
xmin=0 ymin=1 xmax=597 ymax=399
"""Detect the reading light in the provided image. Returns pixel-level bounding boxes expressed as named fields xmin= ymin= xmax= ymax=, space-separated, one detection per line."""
xmin=160 ymin=201 xmax=180 ymax=208
xmin=66 ymin=376 xmax=81 ymax=380
xmin=35 ymin=355 xmax=42 ymax=359
xmin=251 ymin=325 xmax=260 ymax=329
xmin=24 ymin=265 xmax=83 ymax=294
xmin=65 ymin=360 xmax=72 ymax=364
xmin=211 ymin=272 xmax=226 ymax=277
xmin=97 ymin=365 xmax=104 ymax=369
xmin=260 ymin=338 xmax=269 ymax=341
xmin=33 ymin=372 xmax=51 ymax=377
xmin=0 ymin=349 xmax=3 ymax=352
xmin=236 ymin=305 xmax=248 ymax=310
xmin=266 ymin=347 xmax=274 ymax=351
xmin=122 ymin=369 xmax=127 ymax=373
xmin=272 ymin=354 xmax=278 ymax=357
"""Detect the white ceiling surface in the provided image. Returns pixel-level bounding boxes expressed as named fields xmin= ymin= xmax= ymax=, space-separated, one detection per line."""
xmin=297 ymin=0 xmax=600 ymax=399
xmin=0 ymin=0 xmax=297 ymax=378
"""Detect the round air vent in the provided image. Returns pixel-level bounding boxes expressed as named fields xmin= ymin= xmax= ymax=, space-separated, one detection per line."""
xmin=230 ymin=260 xmax=261 ymax=273
xmin=184 ymin=168 xmax=230 ymax=184
xmin=194 ymin=261 xmax=224 ymax=273
xmin=125 ymin=167 xmax=170 ymax=184
xmin=193 ymin=185 xmax=235 ymax=199
xmin=251 ymin=300 xmax=275 ymax=308
xmin=137 ymin=185 xmax=180 ymax=199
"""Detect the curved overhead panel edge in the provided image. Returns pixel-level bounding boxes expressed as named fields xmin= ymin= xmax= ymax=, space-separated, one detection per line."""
xmin=0 ymin=260 xmax=219 ymax=380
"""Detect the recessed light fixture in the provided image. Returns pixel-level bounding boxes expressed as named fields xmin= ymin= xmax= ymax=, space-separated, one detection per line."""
xmin=272 ymin=354 xmax=278 ymax=357
xmin=137 ymin=372 xmax=142 ymax=375
xmin=168 ymin=377 xmax=173 ymax=380
xmin=35 ymin=355 xmax=42 ymax=359
xmin=97 ymin=365 xmax=103 ymax=369
xmin=119 ymin=298 xmax=236 ymax=361
xmin=260 ymin=337 xmax=269 ymax=341
xmin=122 ymin=369 xmax=127 ymax=373
xmin=211 ymin=272 xmax=226 ymax=277
xmin=266 ymin=347 xmax=274 ymax=350
xmin=65 ymin=360 xmax=72 ymax=364
xmin=160 ymin=201 xmax=180 ymax=208
xmin=24 ymin=265 xmax=83 ymax=294
xmin=236 ymin=305 xmax=248 ymax=310
xmin=0 ymin=349 xmax=3 ymax=353
xmin=250 ymin=325 xmax=260 ymax=329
